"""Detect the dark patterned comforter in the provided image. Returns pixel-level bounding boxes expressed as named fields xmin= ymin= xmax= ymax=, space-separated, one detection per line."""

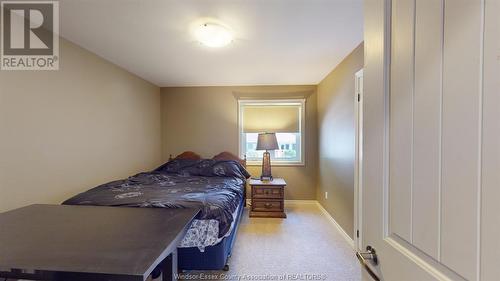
xmin=63 ymin=159 xmax=250 ymax=237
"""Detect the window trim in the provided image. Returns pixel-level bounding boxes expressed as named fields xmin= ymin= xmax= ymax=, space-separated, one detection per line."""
xmin=238 ymin=99 xmax=306 ymax=166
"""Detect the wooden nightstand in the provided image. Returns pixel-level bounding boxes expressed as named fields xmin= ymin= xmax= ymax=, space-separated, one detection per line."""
xmin=249 ymin=178 xmax=286 ymax=218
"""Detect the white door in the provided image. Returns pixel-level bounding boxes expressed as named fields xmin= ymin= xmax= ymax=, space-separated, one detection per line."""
xmin=361 ymin=0 xmax=499 ymax=280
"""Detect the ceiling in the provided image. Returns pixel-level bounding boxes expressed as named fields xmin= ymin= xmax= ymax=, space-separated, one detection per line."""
xmin=59 ymin=0 xmax=363 ymax=87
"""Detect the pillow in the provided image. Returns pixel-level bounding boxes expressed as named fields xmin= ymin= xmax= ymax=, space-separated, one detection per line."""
xmin=209 ymin=160 xmax=251 ymax=180
xmin=190 ymin=159 xmax=250 ymax=180
xmin=158 ymin=159 xmax=251 ymax=180
xmin=155 ymin=158 xmax=200 ymax=174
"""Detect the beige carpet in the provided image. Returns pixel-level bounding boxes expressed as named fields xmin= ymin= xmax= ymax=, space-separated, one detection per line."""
xmin=179 ymin=202 xmax=361 ymax=281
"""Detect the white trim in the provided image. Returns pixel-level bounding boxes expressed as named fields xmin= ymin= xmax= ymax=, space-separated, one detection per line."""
xmin=354 ymin=68 xmax=364 ymax=251
xmin=476 ymin=0 xmax=485 ymax=279
xmin=316 ymin=202 xmax=355 ymax=248
xmin=245 ymin=161 xmax=305 ymax=167
xmin=382 ymin=0 xmax=392 ymax=239
xmin=437 ymin=0 xmax=445 ymax=261
xmin=385 ymin=236 xmax=466 ymax=281
xmin=410 ymin=0 xmax=416 ymax=244
xmin=237 ymin=99 xmax=306 ymax=166
xmin=285 ymin=200 xmax=317 ymax=205
xmin=245 ymin=199 xmax=355 ymax=249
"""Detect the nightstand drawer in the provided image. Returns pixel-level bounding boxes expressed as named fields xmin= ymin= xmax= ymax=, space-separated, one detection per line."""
xmin=252 ymin=200 xmax=283 ymax=212
xmin=252 ymin=187 xmax=283 ymax=199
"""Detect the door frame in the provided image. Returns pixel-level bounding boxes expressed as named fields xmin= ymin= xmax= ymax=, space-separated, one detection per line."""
xmin=354 ymin=68 xmax=364 ymax=251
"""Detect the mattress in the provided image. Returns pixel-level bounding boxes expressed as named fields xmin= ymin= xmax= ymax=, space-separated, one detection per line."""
xmin=63 ymin=159 xmax=250 ymax=239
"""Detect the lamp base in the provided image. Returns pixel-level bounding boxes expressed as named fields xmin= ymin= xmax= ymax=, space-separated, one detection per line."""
xmin=260 ymin=151 xmax=273 ymax=181
xmin=260 ymin=176 xmax=273 ymax=181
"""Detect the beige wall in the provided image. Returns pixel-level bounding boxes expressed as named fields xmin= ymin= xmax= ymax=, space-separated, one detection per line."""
xmin=0 ymin=39 xmax=162 ymax=212
xmin=317 ymin=43 xmax=364 ymax=238
xmin=0 ymin=35 xmax=362 ymax=234
xmin=161 ymin=85 xmax=318 ymax=200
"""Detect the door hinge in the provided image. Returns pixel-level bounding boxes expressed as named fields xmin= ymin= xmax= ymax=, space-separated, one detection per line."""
xmin=356 ymin=230 xmax=360 ymax=238
xmin=357 ymin=94 xmax=360 ymax=102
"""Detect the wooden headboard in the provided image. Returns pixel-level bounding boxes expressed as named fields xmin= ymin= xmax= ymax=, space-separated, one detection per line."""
xmin=168 ymin=151 xmax=202 ymax=161
xmin=168 ymin=151 xmax=246 ymax=167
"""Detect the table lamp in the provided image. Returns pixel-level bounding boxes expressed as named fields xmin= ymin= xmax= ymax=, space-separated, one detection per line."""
xmin=256 ymin=132 xmax=279 ymax=181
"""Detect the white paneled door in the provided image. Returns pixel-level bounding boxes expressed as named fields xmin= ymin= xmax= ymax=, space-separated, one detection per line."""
xmin=362 ymin=0 xmax=499 ymax=280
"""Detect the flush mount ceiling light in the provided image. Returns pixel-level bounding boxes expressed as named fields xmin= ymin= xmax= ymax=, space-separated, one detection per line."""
xmin=193 ymin=22 xmax=233 ymax=48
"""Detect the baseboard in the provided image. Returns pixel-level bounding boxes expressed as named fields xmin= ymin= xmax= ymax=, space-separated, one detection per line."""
xmin=284 ymin=200 xmax=317 ymax=205
xmin=315 ymin=202 xmax=355 ymax=248
xmin=245 ymin=198 xmax=355 ymax=248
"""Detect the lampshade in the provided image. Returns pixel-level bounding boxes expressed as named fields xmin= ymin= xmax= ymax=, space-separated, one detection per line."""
xmin=256 ymin=133 xmax=279 ymax=151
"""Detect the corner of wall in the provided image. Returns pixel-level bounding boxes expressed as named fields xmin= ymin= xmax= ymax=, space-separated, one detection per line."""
xmin=314 ymin=42 xmax=364 ymax=239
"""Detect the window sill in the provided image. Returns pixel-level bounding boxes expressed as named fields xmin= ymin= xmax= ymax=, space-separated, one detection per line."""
xmin=245 ymin=161 xmax=305 ymax=167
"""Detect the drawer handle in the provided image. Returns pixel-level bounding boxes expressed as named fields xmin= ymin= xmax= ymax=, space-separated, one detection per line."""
xmin=264 ymin=203 xmax=272 ymax=208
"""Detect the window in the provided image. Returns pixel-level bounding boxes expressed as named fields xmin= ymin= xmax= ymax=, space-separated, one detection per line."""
xmin=238 ymin=99 xmax=305 ymax=165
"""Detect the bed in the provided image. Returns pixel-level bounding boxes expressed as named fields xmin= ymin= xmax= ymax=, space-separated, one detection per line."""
xmin=62 ymin=151 xmax=249 ymax=272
